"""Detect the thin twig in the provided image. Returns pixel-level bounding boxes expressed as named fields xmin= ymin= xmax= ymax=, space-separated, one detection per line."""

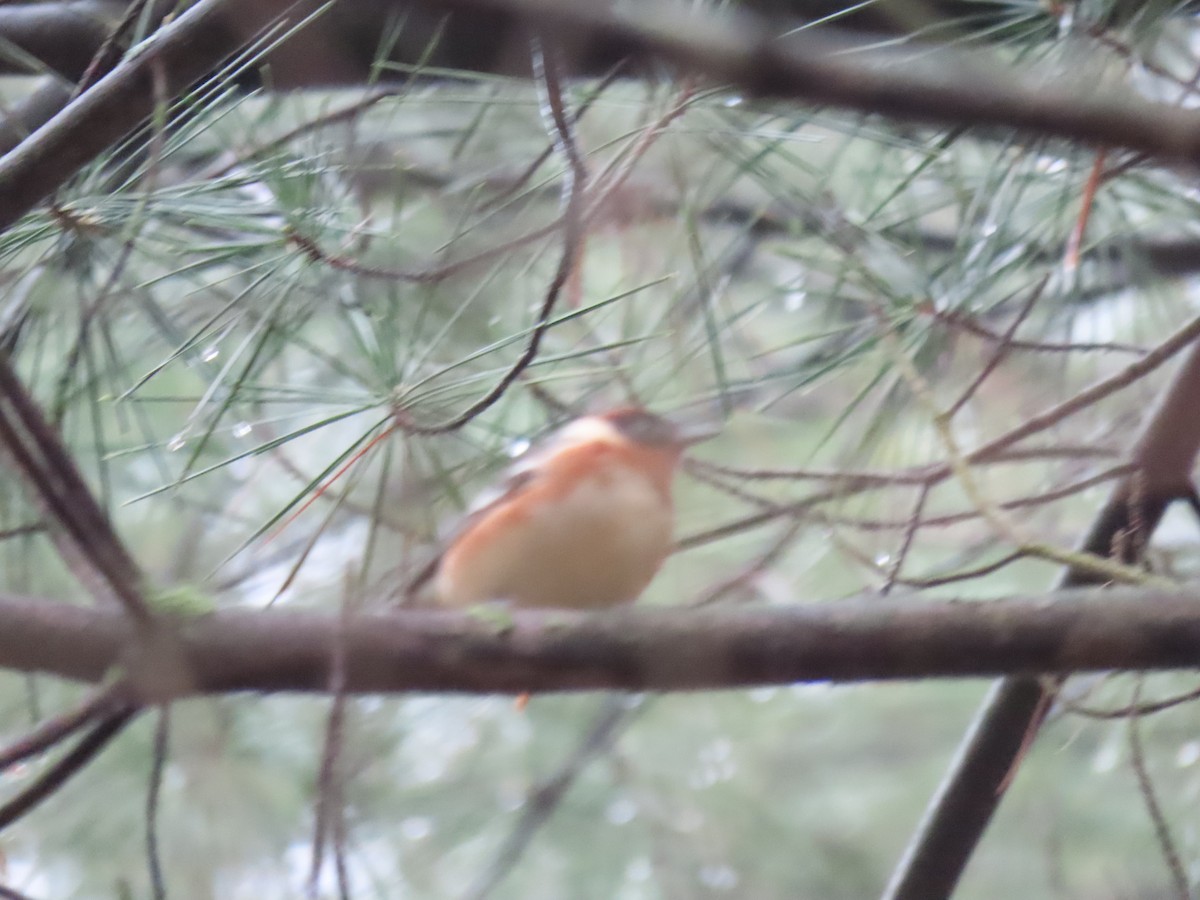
xmin=1064 ymin=149 xmax=1107 ymax=273
xmin=203 ymin=87 xmax=402 ymax=180
xmin=946 ymin=276 xmax=1048 ymax=418
xmin=969 ymin=312 xmax=1200 ymax=463
xmin=690 ymin=443 xmax=1119 ymax=484
xmin=693 ymin=518 xmax=805 ymax=606
xmin=72 ymin=0 xmax=155 ymax=100
xmin=895 ymin=550 xmax=1025 ymax=588
xmin=881 ymin=314 xmax=1157 ymax=586
xmin=285 ymin=73 xmax=693 ymax=289
xmin=0 ymin=683 xmax=127 ymax=771
xmin=882 ymin=483 xmax=931 ymax=594
xmin=1061 ymin=681 xmax=1200 ymax=720
xmin=308 ymin=581 xmax=352 ymax=900
xmin=465 ymin=697 xmax=644 ymax=900
xmin=929 ymin=306 xmax=1143 ymax=356
xmin=146 ymin=705 xmax=171 ymax=900
xmin=397 ymin=35 xmax=588 ymax=435
xmin=0 ymin=705 xmax=139 ymax=832
xmin=0 ymin=355 xmax=151 ymax=620
xmin=479 ymin=62 xmax=626 ymax=213
xmin=1127 ymin=676 xmax=1190 ymax=900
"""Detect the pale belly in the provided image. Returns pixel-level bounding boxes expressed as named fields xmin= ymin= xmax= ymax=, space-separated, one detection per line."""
xmin=436 ymin=469 xmax=673 ymax=609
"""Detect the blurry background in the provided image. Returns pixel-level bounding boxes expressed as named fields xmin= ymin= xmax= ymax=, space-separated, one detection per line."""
xmin=3 ymin=1 xmax=1200 ymax=897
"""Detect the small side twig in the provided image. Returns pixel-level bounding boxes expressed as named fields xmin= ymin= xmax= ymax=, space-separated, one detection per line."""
xmin=0 ymin=683 xmax=127 ymax=771
xmin=398 ymin=35 xmax=589 ymax=435
xmin=464 ymin=696 xmax=643 ymax=900
xmin=0 ymin=704 xmax=139 ymax=832
xmin=882 ymin=483 xmax=931 ymax=594
xmin=1061 ymin=681 xmax=1200 ymax=720
xmin=1127 ymin=676 xmax=1190 ymax=900
xmin=71 ymin=0 xmax=155 ymax=100
xmin=308 ymin=580 xmax=353 ymax=900
xmin=945 ymin=275 xmax=1048 ymax=419
xmin=145 ymin=705 xmax=171 ymax=900
xmin=0 ymin=353 xmax=151 ymax=620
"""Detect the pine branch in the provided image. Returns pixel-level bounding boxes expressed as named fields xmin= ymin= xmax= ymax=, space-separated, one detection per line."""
xmin=5 ymin=588 xmax=1200 ymax=695
xmin=885 ymin=339 xmax=1200 ymax=900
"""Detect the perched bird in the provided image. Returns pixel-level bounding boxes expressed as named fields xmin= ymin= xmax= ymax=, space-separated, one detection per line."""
xmin=429 ymin=408 xmax=710 ymax=610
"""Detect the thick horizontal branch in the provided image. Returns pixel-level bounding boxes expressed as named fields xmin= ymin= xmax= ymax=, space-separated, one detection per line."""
xmin=8 ymin=0 xmax=1200 ymax=177
xmin=452 ymin=0 xmax=1200 ymax=166
xmin=4 ymin=588 xmax=1200 ymax=697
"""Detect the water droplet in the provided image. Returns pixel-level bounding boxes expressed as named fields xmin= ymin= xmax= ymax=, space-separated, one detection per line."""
xmin=1091 ymin=740 xmax=1120 ymax=774
xmin=401 ymin=816 xmax=432 ymax=840
xmin=167 ymin=433 xmax=186 ymax=452
xmin=606 ymin=796 xmax=639 ymax=825
xmin=699 ymin=864 xmax=739 ymax=891
xmin=497 ymin=783 xmax=525 ymax=813
xmin=874 ymin=553 xmax=892 ymax=567
xmin=232 ymin=422 xmax=252 ymax=438
xmin=201 ymin=345 xmax=220 ymax=362
xmin=1056 ymin=3 xmax=1074 ymax=37
xmin=506 ymin=437 xmax=531 ymax=458
xmin=784 ymin=290 xmax=807 ymax=312
xmin=749 ymin=687 xmax=777 ymax=704
xmin=1177 ymin=741 xmax=1200 ymax=768
xmin=723 ymin=95 xmax=744 ymax=108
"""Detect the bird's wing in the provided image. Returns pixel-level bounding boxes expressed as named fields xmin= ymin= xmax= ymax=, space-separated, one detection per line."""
xmin=401 ymin=461 xmax=539 ymax=603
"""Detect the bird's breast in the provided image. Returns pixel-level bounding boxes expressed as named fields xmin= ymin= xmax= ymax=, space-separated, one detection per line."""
xmin=436 ymin=459 xmax=674 ymax=609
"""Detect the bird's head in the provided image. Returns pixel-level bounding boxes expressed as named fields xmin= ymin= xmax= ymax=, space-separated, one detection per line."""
xmin=551 ymin=407 xmax=717 ymax=456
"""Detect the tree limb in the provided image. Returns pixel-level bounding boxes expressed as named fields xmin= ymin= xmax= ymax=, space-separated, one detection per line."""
xmin=5 ymin=588 xmax=1200 ymax=696
xmin=0 ymin=0 xmax=329 ymax=233
xmin=885 ymin=339 xmax=1200 ymax=900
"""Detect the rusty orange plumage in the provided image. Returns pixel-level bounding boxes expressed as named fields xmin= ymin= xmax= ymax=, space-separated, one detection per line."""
xmin=431 ymin=408 xmax=708 ymax=610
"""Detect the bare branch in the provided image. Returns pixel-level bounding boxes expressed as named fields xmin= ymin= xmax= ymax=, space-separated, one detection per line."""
xmin=0 ymin=0 xmax=327 ymax=234
xmin=6 ymin=588 xmax=1200 ymax=695
xmin=398 ymin=34 xmax=587 ymax=433
xmin=887 ymin=337 xmax=1200 ymax=900
xmin=429 ymin=0 xmax=1200 ymax=165
xmin=1127 ymin=678 xmax=1189 ymax=900
xmin=145 ymin=706 xmax=170 ymax=900
xmin=0 ymin=353 xmax=150 ymax=619
xmin=0 ymin=703 xmax=138 ymax=832
xmin=0 ymin=682 xmax=128 ymax=770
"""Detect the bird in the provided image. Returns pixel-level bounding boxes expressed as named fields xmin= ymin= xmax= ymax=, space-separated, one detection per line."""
xmin=424 ymin=407 xmax=712 ymax=610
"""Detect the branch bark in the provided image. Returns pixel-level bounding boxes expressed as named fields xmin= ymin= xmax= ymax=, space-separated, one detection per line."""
xmin=6 ymin=588 xmax=1200 ymax=696
xmin=7 ymin=1 xmax=1200 ymax=176
xmin=884 ymin=339 xmax=1200 ymax=900
xmin=0 ymin=0 xmax=331 ymax=233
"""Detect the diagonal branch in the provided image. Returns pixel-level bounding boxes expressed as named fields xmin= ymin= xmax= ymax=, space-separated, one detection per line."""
xmin=0 ymin=352 xmax=150 ymax=618
xmin=884 ymin=338 xmax=1200 ymax=900
xmin=0 ymin=703 xmax=139 ymax=832
xmin=0 ymin=0 xmax=328 ymax=233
